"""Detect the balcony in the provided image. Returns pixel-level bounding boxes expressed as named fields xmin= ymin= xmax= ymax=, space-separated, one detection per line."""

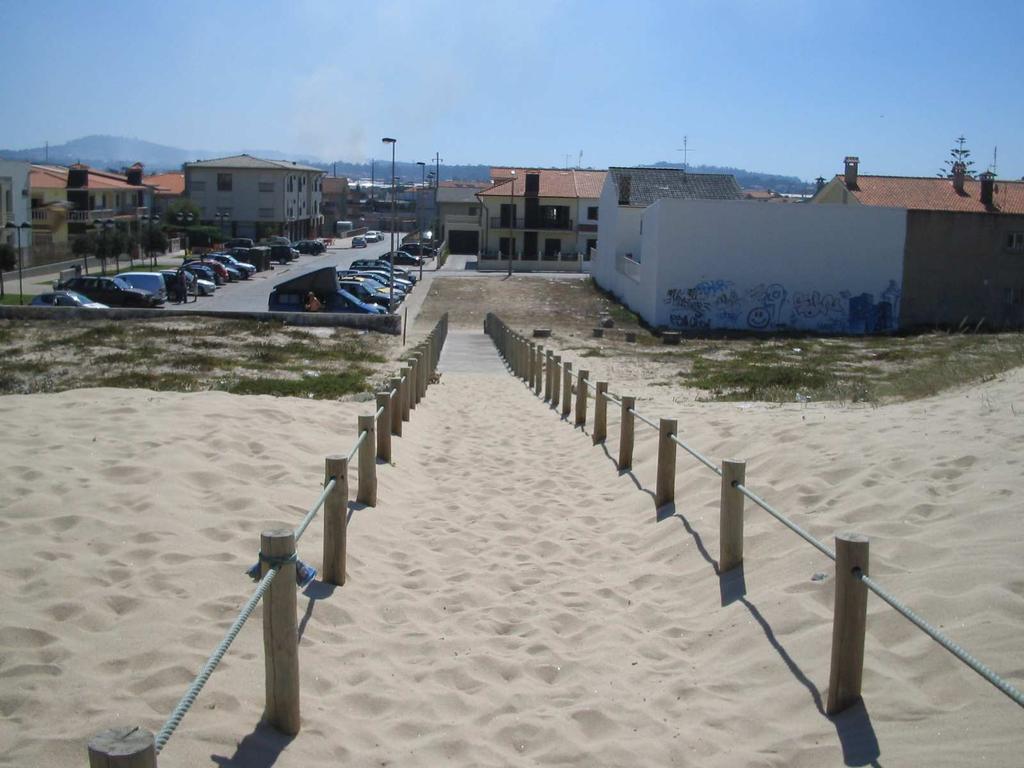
xmin=489 ymin=217 xmax=574 ymax=231
xmin=67 ymin=207 xmax=148 ymax=223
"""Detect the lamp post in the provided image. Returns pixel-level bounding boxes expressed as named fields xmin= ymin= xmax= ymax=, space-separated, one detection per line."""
xmin=175 ymin=211 xmax=195 ymax=257
xmin=416 ymin=161 xmax=426 ymax=234
xmin=381 ymin=136 xmax=397 ymax=313
xmin=91 ymin=218 xmax=115 ymax=275
xmin=214 ymin=211 xmax=229 ymax=245
xmin=3 ymin=222 xmax=31 ymax=305
xmin=140 ymin=212 xmax=160 ymax=268
xmin=507 ymin=170 xmax=516 ymax=278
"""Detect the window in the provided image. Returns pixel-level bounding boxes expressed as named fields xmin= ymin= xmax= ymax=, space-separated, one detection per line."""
xmin=1007 ymin=232 xmax=1024 ymax=252
xmin=217 ymin=174 xmax=232 ymax=192
xmin=259 ymin=208 xmax=274 ymax=219
xmin=191 ymin=180 xmax=206 ymax=192
xmin=288 ymin=176 xmax=294 ymax=192
xmin=259 ymin=182 xmax=275 ymax=193
xmin=587 ymin=206 xmax=599 ymax=220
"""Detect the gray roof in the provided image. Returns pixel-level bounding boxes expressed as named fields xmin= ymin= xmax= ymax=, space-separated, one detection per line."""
xmin=436 ymin=186 xmax=484 ymax=204
xmin=609 ymin=167 xmax=742 ymax=206
xmin=185 ymin=154 xmax=324 ymax=173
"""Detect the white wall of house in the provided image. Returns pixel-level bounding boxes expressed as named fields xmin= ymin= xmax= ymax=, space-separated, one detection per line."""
xmin=641 ymin=199 xmax=907 ymax=333
xmin=0 ymin=159 xmax=33 ymax=247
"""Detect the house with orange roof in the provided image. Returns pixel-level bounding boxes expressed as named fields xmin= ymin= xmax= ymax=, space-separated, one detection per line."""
xmin=813 ymin=156 xmax=1024 ymax=328
xmin=476 ymin=167 xmax=606 ymax=271
xmin=144 ymin=171 xmax=185 ymax=216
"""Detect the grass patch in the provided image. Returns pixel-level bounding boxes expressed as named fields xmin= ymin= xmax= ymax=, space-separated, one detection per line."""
xmin=581 ymin=348 xmax=606 ymax=358
xmin=225 ymin=370 xmax=369 ymax=399
xmin=97 ymin=371 xmax=201 ymax=390
xmin=0 ymin=294 xmax=31 ymax=306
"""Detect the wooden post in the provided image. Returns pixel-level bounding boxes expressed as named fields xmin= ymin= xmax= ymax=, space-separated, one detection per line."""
xmin=408 ymin=357 xmax=419 ymax=409
xmin=575 ymin=369 xmax=589 ymax=427
xmin=389 ymin=377 xmax=403 ymax=436
xmin=88 ymin=727 xmax=157 ymax=767
xmin=544 ymin=350 xmax=553 ymax=401
xmin=323 ymin=455 xmax=348 ymax=586
xmin=356 ymin=414 xmax=377 ymax=506
xmin=827 ymin=533 xmax=870 ymax=715
xmin=527 ymin=342 xmax=535 ymax=387
xmin=260 ymin=528 xmax=300 ymax=736
xmin=551 ymin=356 xmax=562 ymax=408
xmin=375 ymin=393 xmax=391 ymax=462
xmin=535 ymin=345 xmax=543 ymax=395
xmin=417 ymin=348 xmax=428 ymax=400
xmin=719 ymin=459 xmax=746 ymax=572
xmin=593 ymin=382 xmax=608 ymax=444
xmin=655 ymin=418 xmax=677 ymax=507
xmin=619 ymin=396 xmax=636 ymax=470
xmin=399 ymin=366 xmax=411 ymax=422
xmin=561 ymin=361 xmax=573 ymax=418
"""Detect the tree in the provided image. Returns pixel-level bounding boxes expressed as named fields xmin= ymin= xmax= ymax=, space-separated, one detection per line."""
xmin=71 ymin=233 xmax=98 ymax=274
xmin=163 ymin=199 xmax=201 ymax=229
xmin=0 ymin=242 xmax=16 ymax=297
xmin=142 ymin=227 xmax=168 ymax=265
xmin=938 ymin=135 xmax=976 ymax=178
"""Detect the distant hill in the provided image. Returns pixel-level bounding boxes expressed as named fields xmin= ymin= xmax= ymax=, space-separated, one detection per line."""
xmin=0 ymin=134 xmax=322 ymax=173
xmin=0 ymin=135 xmax=813 ymax=192
xmin=644 ymin=161 xmax=813 ymax=194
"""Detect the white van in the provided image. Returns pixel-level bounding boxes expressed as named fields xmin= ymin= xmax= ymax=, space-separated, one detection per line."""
xmin=115 ymin=272 xmax=168 ymax=303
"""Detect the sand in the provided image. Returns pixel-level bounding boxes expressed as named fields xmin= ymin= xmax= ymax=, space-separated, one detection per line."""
xmin=0 ymin=331 xmax=1022 ymax=766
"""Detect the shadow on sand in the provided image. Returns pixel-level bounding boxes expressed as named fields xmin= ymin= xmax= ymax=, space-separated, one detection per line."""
xmin=210 ymin=722 xmax=294 ymax=768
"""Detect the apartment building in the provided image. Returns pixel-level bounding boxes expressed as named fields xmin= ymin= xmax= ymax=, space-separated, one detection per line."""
xmin=476 ymin=168 xmax=606 ymax=271
xmin=0 ymin=159 xmax=32 ymax=249
xmin=184 ymin=154 xmax=325 ymax=241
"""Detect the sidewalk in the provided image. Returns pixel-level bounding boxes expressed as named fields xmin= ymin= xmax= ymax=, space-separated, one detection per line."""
xmin=2 ymin=250 xmax=188 ymax=296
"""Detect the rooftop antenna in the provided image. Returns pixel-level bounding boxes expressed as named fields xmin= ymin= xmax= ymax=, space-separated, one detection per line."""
xmin=990 ymin=146 xmax=998 ymax=175
xmin=563 ymin=153 xmax=572 ymax=170
xmin=676 ymin=136 xmax=695 ymax=172
xmin=577 ymin=150 xmax=583 ymax=169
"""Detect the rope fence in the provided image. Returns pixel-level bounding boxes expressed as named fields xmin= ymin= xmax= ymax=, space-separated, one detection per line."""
xmin=482 ymin=311 xmax=1023 ymax=720
xmin=86 ymin=313 xmax=449 ymax=766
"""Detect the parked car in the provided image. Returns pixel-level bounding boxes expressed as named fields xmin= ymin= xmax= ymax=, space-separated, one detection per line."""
xmin=206 ymin=252 xmax=256 ymax=278
xmin=349 ymin=258 xmax=418 ymax=283
xmin=350 ymin=268 xmax=414 ymax=292
xmin=382 ymin=250 xmax=423 ymax=266
xmin=30 ymin=290 xmax=108 ymax=309
xmin=185 ymin=258 xmax=230 ymax=285
xmin=398 ymin=242 xmax=437 ymax=257
xmin=337 ymin=271 xmax=409 ymax=298
xmin=351 ymin=236 xmax=367 ymax=248
xmin=364 ymin=231 xmax=383 ymax=243
xmin=337 ymin=278 xmax=401 ymax=308
xmin=267 ymin=267 xmax=385 ymax=314
xmin=181 ymin=262 xmax=218 ymax=288
xmin=294 ymin=240 xmax=326 ymax=255
xmin=57 ymin=276 xmax=164 ymax=307
xmin=269 ymin=244 xmax=297 ymax=264
xmin=224 ymin=237 xmax=255 ymax=249
xmin=115 ymin=272 xmax=170 ymax=303
xmin=262 ymin=236 xmax=292 ymax=247
xmin=162 ymin=269 xmax=214 ymax=297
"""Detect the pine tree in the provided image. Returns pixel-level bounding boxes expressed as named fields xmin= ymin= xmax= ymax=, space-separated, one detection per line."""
xmin=938 ymin=136 xmax=975 ymax=178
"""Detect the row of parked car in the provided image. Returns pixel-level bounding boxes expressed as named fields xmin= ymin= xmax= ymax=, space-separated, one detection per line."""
xmin=268 ymin=257 xmax=422 ymax=315
xmin=39 ymin=237 xmax=333 ymax=309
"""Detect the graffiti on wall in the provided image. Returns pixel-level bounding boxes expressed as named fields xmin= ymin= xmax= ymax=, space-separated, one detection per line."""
xmin=664 ymin=279 xmax=901 ymax=333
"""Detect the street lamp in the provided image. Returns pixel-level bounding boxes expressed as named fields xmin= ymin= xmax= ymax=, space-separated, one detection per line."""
xmin=507 ymin=170 xmax=516 ymax=278
xmin=91 ymin=218 xmax=116 ymax=275
xmin=416 ymin=161 xmax=426 ymax=234
xmin=140 ymin=212 xmax=160 ymax=268
xmin=175 ymin=211 xmax=195 ymax=256
xmin=214 ymin=211 xmax=229 ymax=244
xmin=381 ymin=136 xmax=397 ymax=313
xmin=3 ymin=222 xmax=31 ymax=305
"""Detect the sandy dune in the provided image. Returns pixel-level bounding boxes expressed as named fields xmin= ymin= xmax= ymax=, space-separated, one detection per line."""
xmin=0 ymin=332 xmax=1021 ymax=766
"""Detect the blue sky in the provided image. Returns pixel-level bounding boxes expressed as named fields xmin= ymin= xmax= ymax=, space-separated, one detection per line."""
xmin=1 ymin=0 xmax=1021 ymax=181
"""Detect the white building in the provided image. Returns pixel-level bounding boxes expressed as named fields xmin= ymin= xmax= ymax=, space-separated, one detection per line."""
xmin=593 ymin=196 xmax=907 ymax=334
xmin=184 ymin=154 xmax=325 ymax=241
xmin=0 ymin=159 xmax=33 ymax=249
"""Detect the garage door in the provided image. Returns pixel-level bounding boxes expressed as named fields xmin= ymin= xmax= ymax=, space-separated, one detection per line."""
xmin=449 ymin=230 xmax=480 ymax=254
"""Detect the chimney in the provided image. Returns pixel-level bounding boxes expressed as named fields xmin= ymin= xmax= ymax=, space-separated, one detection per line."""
xmin=979 ymin=171 xmax=995 ymax=207
xmin=126 ymin=163 xmax=143 ymax=186
xmin=843 ymin=156 xmax=859 ymax=189
xmin=815 ymin=176 xmax=826 ymax=192
xmin=952 ymin=161 xmax=967 ymax=194
xmin=617 ymin=174 xmax=631 ymax=205
xmin=67 ymin=164 xmax=89 ymax=189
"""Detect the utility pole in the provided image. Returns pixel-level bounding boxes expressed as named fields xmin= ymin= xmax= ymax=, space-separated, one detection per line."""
xmin=433 ymin=151 xmax=441 ymax=244
xmin=676 ymin=136 xmax=695 ymax=172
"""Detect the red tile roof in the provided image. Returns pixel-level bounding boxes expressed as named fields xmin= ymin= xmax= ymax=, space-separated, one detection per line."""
xmin=480 ymin=168 xmax=607 ymax=199
xmin=31 ymin=163 xmax=155 ymax=192
xmin=30 ymin=165 xmax=69 ymax=190
xmin=145 ymin=172 xmax=185 ymax=196
xmin=837 ymin=175 xmax=1024 ymax=214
